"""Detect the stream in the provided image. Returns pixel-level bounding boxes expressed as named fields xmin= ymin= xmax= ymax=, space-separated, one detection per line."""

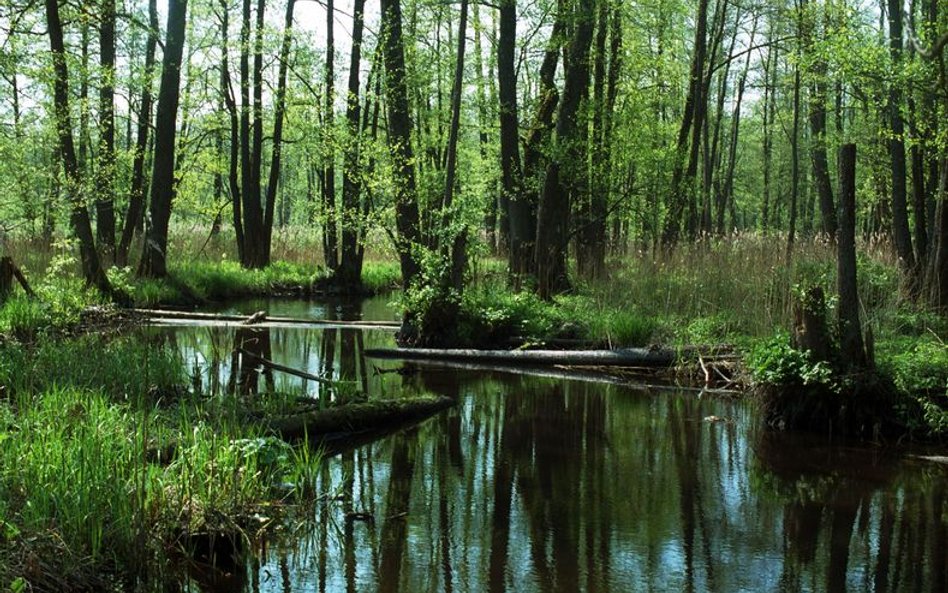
xmin=148 ymin=296 xmax=948 ymax=593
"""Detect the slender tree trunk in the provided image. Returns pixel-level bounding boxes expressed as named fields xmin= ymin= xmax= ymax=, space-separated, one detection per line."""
xmin=117 ymin=0 xmax=158 ymax=267
xmin=218 ymin=0 xmax=244 ymax=261
xmin=802 ymin=0 xmax=838 ymax=239
xmin=886 ymin=0 xmax=917 ymax=279
xmin=930 ymin=161 xmax=948 ymax=309
xmin=837 ymin=144 xmax=867 ymax=367
xmin=761 ymin=28 xmax=778 ymax=231
xmin=473 ymin=3 xmax=496 ymax=254
xmin=338 ymin=0 xmax=366 ymax=289
xmin=718 ymin=16 xmax=758 ymax=234
xmin=380 ymin=0 xmax=422 ymax=288
xmin=535 ymin=0 xmax=596 ymax=299
xmin=441 ymin=0 xmax=470 ymax=292
xmin=263 ymin=0 xmax=296 ymax=256
xmin=96 ymin=0 xmax=116 ymax=261
xmin=908 ymin=96 xmax=929 ymax=264
xmin=517 ymin=0 xmax=567 ymax=281
xmin=45 ymin=0 xmax=111 ymax=293
xmin=79 ymin=23 xmax=90 ymax=174
xmin=323 ymin=0 xmax=339 ymax=272
xmin=138 ymin=0 xmax=188 ymax=278
xmin=604 ymin=5 xmax=622 ymax=252
xmin=577 ymin=0 xmax=609 ymax=279
xmin=788 ymin=65 xmax=801 ymax=255
xmin=661 ymin=0 xmax=711 ymax=245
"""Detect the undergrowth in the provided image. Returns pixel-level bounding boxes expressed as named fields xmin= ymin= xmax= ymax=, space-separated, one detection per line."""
xmin=0 ymin=334 xmax=324 ymax=591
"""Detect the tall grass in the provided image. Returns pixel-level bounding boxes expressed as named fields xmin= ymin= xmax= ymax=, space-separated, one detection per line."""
xmin=0 ymin=334 xmax=324 ymax=588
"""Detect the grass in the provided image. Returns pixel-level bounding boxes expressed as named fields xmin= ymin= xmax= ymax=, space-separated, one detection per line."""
xmin=0 ymin=332 xmax=325 ymax=590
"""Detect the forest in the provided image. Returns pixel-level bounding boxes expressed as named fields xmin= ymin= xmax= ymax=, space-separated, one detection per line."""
xmin=0 ymin=0 xmax=947 ymax=590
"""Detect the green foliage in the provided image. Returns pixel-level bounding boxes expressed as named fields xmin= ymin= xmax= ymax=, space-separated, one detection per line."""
xmin=748 ymin=335 xmax=837 ymax=391
xmin=880 ymin=337 xmax=948 ymax=436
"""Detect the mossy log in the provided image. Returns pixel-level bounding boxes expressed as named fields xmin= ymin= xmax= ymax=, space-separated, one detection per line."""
xmin=364 ymin=347 xmax=678 ymax=367
xmin=267 ymin=395 xmax=455 ymax=441
xmin=146 ymin=396 xmax=454 ymax=463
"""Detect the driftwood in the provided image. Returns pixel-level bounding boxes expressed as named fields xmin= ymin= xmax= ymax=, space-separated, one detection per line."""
xmin=0 ymin=256 xmax=35 ymax=301
xmin=135 ymin=308 xmax=401 ymax=330
xmin=364 ymin=347 xmax=678 ymax=367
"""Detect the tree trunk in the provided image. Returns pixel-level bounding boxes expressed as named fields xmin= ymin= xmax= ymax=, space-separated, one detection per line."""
xmin=517 ymin=0 xmax=567 ymax=281
xmin=218 ymin=0 xmax=244 ymax=262
xmin=535 ymin=0 xmax=596 ymax=299
xmin=788 ymin=64 xmax=801 ymax=255
xmin=238 ymin=0 xmax=267 ymax=269
xmin=44 ymin=0 xmax=111 ymax=293
xmin=263 ymin=0 xmax=296 ymax=257
xmin=380 ymin=0 xmax=422 ymax=288
xmin=837 ymin=144 xmax=867 ymax=367
xmin=661 ymin=0 xmax=711 ymax=245
xmin=761 ymin=27 xmax=778 ymax=231
xmin=440 ymin=0 xmax=469 ymax=293
xmin=338 ymin=0 xmax=366 ymax=289
xmin=718 ymin=16 xmax=758 ymax=234
xmin=576 ymin=0 xmax=609 ymax=279
xmin=138 ymin=0 xmax=188 ymax=278
xmin=116 ymin=0 xmax=158 ymax=267
xmin=498 ymin=0 xmax=526 ymax=282
xmin=96 ymin=0 xmax=116 ymax=262
xmin=801 ymin=0 xmax=837 ymax=240
xmin=886 ymin=0 xmax=917 ymax=279
xmin=323 ymin=0 xmax=339 ymax=272
xmin=930 ymin=160 xmax=948 ymax=310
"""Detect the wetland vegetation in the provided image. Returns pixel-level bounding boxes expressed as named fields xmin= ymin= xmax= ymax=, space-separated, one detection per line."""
xmin=0 ymin=0 xmax=946 ymax=589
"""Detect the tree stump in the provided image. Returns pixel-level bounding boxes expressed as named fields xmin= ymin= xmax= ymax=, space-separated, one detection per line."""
xmin=792 ymin=286 xmax=833 ymax=363
xmin=0 ymin=256 xmax=35 ymax=304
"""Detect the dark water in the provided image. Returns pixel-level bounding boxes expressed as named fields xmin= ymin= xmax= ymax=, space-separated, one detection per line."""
xmin=153 ymin=297 xmax=948 ymax=593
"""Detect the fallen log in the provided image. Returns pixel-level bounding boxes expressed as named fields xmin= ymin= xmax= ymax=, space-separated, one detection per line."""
xmin=133 ymin=307 xmax=401 ymax=328
xmin=268 ymin=395 xmax=455 ymax=442
xmin=146 ymin=395 xmax=454 ymax=464
xmin=364 ymin=347 xmax=678 ymax=367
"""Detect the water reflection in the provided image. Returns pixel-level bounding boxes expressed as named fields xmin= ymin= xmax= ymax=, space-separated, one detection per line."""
xmin=157 ymin=298 xmax=948 ymax=593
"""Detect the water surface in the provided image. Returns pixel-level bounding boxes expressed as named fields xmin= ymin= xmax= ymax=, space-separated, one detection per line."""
xmin=153 ymin=297 xmax=948 ymax=593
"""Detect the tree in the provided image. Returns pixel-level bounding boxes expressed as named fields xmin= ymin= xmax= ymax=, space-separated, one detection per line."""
xmin=380 ymin=0 xmax=423 ymax=288
xmin=138 ymin=0 xmax=189 ymax=277
xmin=96 ymin=0 xmax=116 ymax=261
xmin=117 ymin=0 xmax=159 ymax=267
xmin=886 ymin=0 xmax=917 ymax=279
xmin=661 ymin=0 xmax=711 ymax=246
xmin=497 ymin=0 xmax=527 ymax=281
xmin=535 ymin=0 xmax=596 ymax=299
xmin=337 ymin=0 xmax=367 ymax=289
xmin=44 ymin=0 xmax=111 ymax=293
